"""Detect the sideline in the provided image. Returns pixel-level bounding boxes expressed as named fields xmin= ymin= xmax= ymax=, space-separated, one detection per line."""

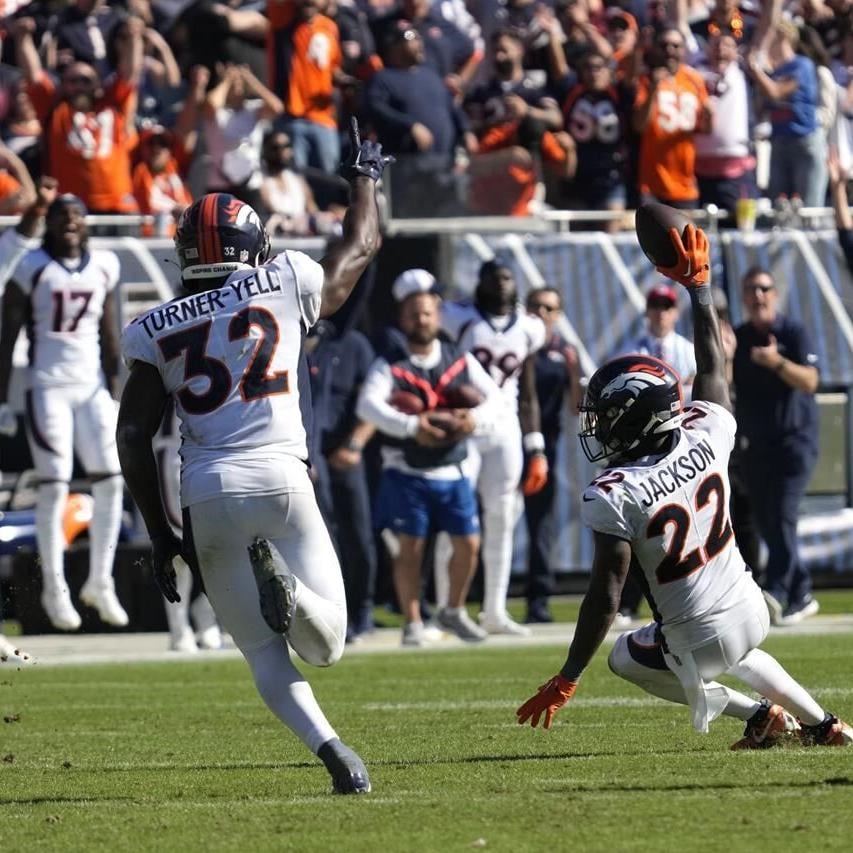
xmin=5 ymin=614 xmax=853 ymax=669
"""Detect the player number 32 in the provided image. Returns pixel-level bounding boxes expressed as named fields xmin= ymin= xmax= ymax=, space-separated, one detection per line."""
xmin=157 ymin=307 xmax=289 ymax=414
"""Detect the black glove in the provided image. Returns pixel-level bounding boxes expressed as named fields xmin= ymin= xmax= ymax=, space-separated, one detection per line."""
xmin=150 ymin=532 xmax=184 ymax=603
xmin=341 ymin=117 xmax=395 ymax=182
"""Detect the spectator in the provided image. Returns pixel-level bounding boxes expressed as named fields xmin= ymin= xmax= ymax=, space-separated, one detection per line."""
xmin=1 ymin=78 xmax=41 ymax=167
xmin=306 ymin=320 xmax=378 ymax=644
xmin=748 ymin=18 xmax=826 ymax=207
xmin=733 ymin=267 xmax=821 ymax=626
xmin=465 ymin=27 xmax=571 ymax=215
xmin=798 ymin=24 xmax=838 ymax=148
xmin=0 ymin=142 xmax=36 ymax=214
xmin=269 ymin=0 xmax=344 ymax=175
xmin=0 ymin=180 xmax=128 ymax=632
xmin=259 ymin=129 xmax=343 ymax=235
xmin=550 ymin=0 xmax=613 ymax=74
xmin=132 ymin=126 xmax=193 ymax=236
xmin=633 ymin=26 xmax=712 ymax=208
xmin=12 ymin=15 xmax=144 ymax=214
xmin=690 ymin=0 xmax=756 ymax=48
xmin=622 ymin=283 xmax=697 ymax=392
xmin=375 ymin=0 xmax=481 ymax=93
xmin=356 ymin=279 xmax=503 ymax=647
xmin=52 ymin=0 xmax=125 ymax=75
xmin=523 ymin=286 xmax=582 ymax=624
xmin=203 ymin=63 xmax=284 ymax=211
xmin=694 ymin=30 xmax=756 ymax=217
xmin=366 ymin=23 xmax=473 ymax=217
xmin=560 ymin=51 xmax=633 ymax=230
xmin=604 ymin=6 xmax=639 ymax=82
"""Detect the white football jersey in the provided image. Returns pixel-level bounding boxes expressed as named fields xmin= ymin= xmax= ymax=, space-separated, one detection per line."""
xmin=121 ymin=250 xmax=323 ymax=507
xmin=10 ymin=246 xmax=119 ymax=386
xmin=441 ymin=302 xmax=546 ymax=407
xmin=581 ymin=400 xmax=752 ymax=649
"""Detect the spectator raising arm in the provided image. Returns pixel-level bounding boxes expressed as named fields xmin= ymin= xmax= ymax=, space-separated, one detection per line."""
xmin=0 ymin=143 xmax=36 ymax=213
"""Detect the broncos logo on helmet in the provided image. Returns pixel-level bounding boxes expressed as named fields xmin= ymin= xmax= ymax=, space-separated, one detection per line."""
xmin=174 ymin=193 xmax=270 ymax=288
xmin=579 ymin=355 xmax=684 ymax=463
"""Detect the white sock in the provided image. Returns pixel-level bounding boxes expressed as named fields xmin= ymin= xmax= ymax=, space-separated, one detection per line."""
xmin=87 ymin=476 xmax=123 ymax=587
xmin=728 ymin=648 xmax=826 ymax=725
xmin=433 ymin=533 xmax=451 ymax=610
xmin=609 ymin=636 xmax=761 ymax=721
xmin=36 ymin=481 xmax=69 ymax=592
xmin=288 ymin=575 xmax=347 ymax=668
xmin=481 ymin=491 xmax=519 ymax=618
xmin=243 ymin=636 xmax=337 ymax=754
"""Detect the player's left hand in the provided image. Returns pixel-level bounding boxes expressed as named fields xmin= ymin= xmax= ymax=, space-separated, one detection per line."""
xmin=516 ymin=674 xmax=578 ymax=729
xmin=0 ymin=403 xmax=17 ymax=437
xmin=341 ymin=117 xmax=395 ymax=182
xmin=522 ymin=452 xmax=548 ymax=496
xmin=150 ymin=532 xmax=185 ymax=603
xmin=656 ymin=224 xmax=710 ymax=287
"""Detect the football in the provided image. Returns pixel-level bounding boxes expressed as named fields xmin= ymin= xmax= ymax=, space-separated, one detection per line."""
xmin=440 ymin=383 xmax=484 ymax=409
xmin=635 ymin=202 xmax=692 ymax=268
xmin=388 ymin=389 xmax=426 ymax=414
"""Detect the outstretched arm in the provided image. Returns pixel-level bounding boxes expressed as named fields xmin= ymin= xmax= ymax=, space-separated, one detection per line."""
xmin=320 ymin=119 xmax=393 ymax=318
xmin=656 ymin=225 xmax=731 ymax=410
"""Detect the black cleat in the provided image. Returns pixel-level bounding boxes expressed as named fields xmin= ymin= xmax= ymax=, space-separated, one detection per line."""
xmin=318 ymin=738 xmax=371 ymax=795
xmin=248 ymin=538 xmax=297 ymax=634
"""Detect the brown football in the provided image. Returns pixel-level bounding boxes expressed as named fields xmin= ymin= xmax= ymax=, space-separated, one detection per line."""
xmin=441 ymin=383 xmax=484 ymax=409
xmin=635 ymin=203 xmax=692 ymax=268
xmin=389 ymin=389 xmax=425 ymax=414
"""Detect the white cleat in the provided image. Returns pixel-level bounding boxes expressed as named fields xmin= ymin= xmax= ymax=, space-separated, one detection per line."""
xmin=79 ymin=582 xmax=129 ymax=627
xmin=478 ymin=612 xmax=532 ymax=637
xmin=41 ymin=586 xmax=82 ymax=631
xmin=196 ymin=625 xmax=223 ymax=650
xmin=190 ymin=595 xmax=222 ymax=649
xmin=401 ymin=621 xmax=443 ymax=647
xmin=169 ymin=627 xmax=199 ymax=653
xmin=0 ymin=634 xmax=34 ymax=665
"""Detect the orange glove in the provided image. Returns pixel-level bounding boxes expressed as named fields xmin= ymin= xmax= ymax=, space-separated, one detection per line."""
xmin=516 ymin=674 xmax=578 ymax=729
xmin=656 ymin=223 xmax=710 ymax=287
xmin=522 ymin=453 xmax=548 ymax=496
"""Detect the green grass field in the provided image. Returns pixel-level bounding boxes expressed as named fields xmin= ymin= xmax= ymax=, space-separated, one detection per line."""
xmin=3 ymin=613 xmax=853 ymax=853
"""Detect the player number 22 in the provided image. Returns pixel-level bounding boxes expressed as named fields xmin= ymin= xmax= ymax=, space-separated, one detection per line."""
xmin=646 ymin=473 xmax=733 ymax=584
xmin=157 ymin=307 xmax=289 ymax=415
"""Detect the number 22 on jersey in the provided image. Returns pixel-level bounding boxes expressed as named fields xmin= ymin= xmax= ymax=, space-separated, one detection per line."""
xmin=157 ymin=307 xmax=289 ymax=415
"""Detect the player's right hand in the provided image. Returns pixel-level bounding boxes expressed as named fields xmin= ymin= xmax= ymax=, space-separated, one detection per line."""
xmin=0 ymin=403 xmax=17 ymax=437
xmin=656 ymin=224 xmax=710 ymax=287
xmin=150 ymin=533 xmax=184 ymax=603
xmin=516 ymin=674 xmax=578 ymax=729
xmin=341 ymin=117 xmax=395 ymax=182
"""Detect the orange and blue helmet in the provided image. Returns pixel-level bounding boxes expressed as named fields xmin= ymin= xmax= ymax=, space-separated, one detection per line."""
xmin=174 ymin=193 xmax=270 ymax=287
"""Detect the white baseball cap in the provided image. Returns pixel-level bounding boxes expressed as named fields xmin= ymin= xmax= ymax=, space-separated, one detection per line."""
xmin=392 ymin=268 xmax=440 ymax=303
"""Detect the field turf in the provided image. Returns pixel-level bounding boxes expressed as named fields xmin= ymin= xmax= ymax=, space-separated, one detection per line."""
xmin=2 ymin=615 xmax=853 ymax=851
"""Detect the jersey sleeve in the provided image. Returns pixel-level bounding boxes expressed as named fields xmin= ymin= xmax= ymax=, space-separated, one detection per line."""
xmin=580 ymin=483 xmax=634 ymax=540
xmin=788 ymin=322 xmax=820 ymax=371
xmin=523 ymin=313 xmax=547 ymax=354
xmin=682 ymin=399 xmax=736 ymax=450
xmin=0 ymin=231 xmax=40 ymax=295
xmin=120 ymin=317 xmax=158 ymax=369
xmin=280 ymin=250 xmax=324 ymax=329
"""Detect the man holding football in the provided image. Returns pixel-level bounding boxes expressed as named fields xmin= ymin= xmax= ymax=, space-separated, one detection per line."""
xmin=517 ymin=219 xmax=852 ymax=748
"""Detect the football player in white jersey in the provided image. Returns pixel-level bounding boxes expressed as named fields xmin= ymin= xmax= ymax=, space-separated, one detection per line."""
xmin=0 ymin=179 xmax=128 ymax=631
xmin=431 ymin=260 xmax=549 ymax=635
xmin=116 ymin=120 xmax=392 ymax=794
xmin=517 ymin=224 xmax=852 ymax=748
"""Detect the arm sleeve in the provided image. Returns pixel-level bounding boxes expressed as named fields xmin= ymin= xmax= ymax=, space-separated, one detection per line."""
xmin=356 ymin=359 xmax=421 ymax=439
xmin=0 ymin=230 xmax=40 ymax=297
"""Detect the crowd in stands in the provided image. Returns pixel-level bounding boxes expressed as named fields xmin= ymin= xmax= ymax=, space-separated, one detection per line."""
xmin=0 ymin=0 xmax=851 ymax=228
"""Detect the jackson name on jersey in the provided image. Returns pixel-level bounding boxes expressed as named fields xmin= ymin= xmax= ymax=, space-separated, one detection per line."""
xmin=581 ymin=400 xmax=752 ymax=649
xmin=121 ymin=250 xmax=323 ymax=508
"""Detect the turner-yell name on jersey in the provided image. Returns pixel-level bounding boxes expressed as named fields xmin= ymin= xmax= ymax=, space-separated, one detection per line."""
xmin=138 ymin=270 xmax=281 ymax=338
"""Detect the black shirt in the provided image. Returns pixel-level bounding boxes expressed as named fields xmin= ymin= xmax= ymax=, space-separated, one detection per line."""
xmin=733 ymin=314 xmax=819 ymax=452
xmin=534 ymin=331 xmax=576 ymax=444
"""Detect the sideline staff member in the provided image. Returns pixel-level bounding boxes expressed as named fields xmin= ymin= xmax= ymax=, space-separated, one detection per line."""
xmin=733 ymin=267 xmax=820 ymax=626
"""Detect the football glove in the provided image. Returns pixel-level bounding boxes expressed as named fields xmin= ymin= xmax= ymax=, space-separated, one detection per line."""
xmin=341 ymin=117 xmax=395 ymax=182
xmin=0 ymin=403 xmax=17 ymax=437
xmin=516 ymin=674 xmax=578 ymax=729
xmin=522 ymin=452 xmax=548 ymax=497
xmin=150 ymin=532 xmax=185 ymax=603
xmin=656 ymin=223 xmax=710 ymax=287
